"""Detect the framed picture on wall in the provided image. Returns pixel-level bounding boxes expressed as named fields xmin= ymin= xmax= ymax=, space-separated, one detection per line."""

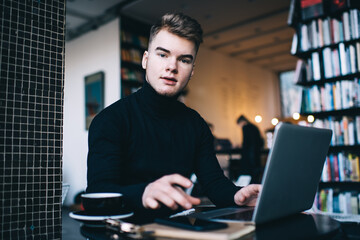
xmin=85 ymin=71 xmax=104 ymax=130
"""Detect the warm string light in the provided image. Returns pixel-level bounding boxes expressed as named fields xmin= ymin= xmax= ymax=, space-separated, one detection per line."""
xmin=307 ymin=115 xmax=315 ymax=123
xmin=254 ymin=115 xmax=262 ymax=123
xmin=292 ymin=112 xmax=300 ymax=120
xmin=271 ymin=118 xmax=279 ymax=126
xmin=268 ymin=114 xmax=314 ymax=125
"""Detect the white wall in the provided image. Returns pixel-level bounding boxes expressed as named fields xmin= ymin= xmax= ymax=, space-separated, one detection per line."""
xmin=63 ymin=19 xmax=120 ymax=206
xmin=185 ymin=47 xmax=281 ymax=147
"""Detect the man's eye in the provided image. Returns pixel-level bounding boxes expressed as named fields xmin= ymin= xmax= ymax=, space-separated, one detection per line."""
xmin=159 ymin=53 xmax=166 ymax=58
xmin=181 ymin=59 xmax=191 ymax=64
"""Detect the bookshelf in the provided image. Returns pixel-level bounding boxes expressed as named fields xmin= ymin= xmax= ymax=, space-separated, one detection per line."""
xmin=289 ymin=0 xmax=360 ymax=216
xmin=120 ymin=16 xmax=150 ymax=97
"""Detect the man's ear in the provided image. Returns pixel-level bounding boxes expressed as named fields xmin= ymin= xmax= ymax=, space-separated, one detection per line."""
xmin=142 ymin=51 xmax=148 ymax=69
xmin=190 ymin=64 xmax=195 ymax=78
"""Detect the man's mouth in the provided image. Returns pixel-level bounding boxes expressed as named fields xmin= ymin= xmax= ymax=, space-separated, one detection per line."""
xmin=161 ymin=77 xmax=177 ymax=84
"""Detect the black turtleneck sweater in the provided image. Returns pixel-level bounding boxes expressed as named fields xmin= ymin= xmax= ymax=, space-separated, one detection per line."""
xmin=87 ymin=82 xmax=239 ymax=219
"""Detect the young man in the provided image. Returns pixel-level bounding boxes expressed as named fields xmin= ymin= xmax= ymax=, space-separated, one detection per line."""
xmin=236 ymin=115 xmax=264 ymax=183
xmin=87 ymin=13 xmax=261 ymax=221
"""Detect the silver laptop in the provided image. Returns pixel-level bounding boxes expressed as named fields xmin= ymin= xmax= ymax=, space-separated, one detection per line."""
xmin=192 ymin=122 xmax=332 ymax=225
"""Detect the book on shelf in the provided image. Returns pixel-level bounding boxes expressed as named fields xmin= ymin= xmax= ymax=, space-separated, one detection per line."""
xmin=332 ymin=48 xmax=341 ymax=76
xmin=317 ymin=189 xmax=359 ymax=215
xmin=138 ymin=35 xmax=148 ymax=49
xmin=343 ymin=11 xmax=351 ymax=41
xmin=321 ymin=152 xmax=360 ymax=182
xmin=322 ymin=47 xmax=333 ymax=78
xmin=312 ymin=52 xmax=322 ymax=80
xmin=329 ymin=0 xmax=347 ymax=13
xmin=357 ymin=42 xmax=360 ymax=71
xmin=311 ymin=116 xmax=360 ymax=146
xmin=294 ymin=59 xmax=307 ymax=83
xmin=288 ymin=0 xmax=301 ymax=26
xmin=349 ymin=44 xmax=356 ymax=73
xmin=298 ymin=41 xmax=360 ymax=82
xmin=121 ymin=67 xmax=144 ymax=83
xmin=357 ymin=114 xmax=360 ymax=143
xmin=129 ymin=49 xmax=142 ymax=64
xmin=329 ymin=0 xmax=360 ymax=13
xmin=122 ymin=49 xmax=131 ymax=62
xmin=291 ymin=33 xmax=299 ymax=55
xmin=335 ymin=17 xmax=344 ymax=43
xmin=301 ymin=0 xmax=325 ymax=21
xmin=121 ymin=30 xmax=148 ymax=49
xmin=323 ymin=17 xmax=332 ymax=46
xmin=351 ymin=153 xmax=360 ymax=181
xmin=297 ymin=9 xmax=360 ymax=53
xmin=301 ymin=78 xmax=360 ymax=113
xmin=339 ymin=43 xmax=348 ymax=75
xmin=306 ymin=58 xmax=314 ymax=80
xmin=301 ymin=24 xmax=310 ymax=51
xmin=318 ymin=18 xmax=325 ymax=47
xmin=121 ymin=48 xmax=142 ymax=65
xmin=311 ymin=19 xmax=320 ymax=48
xmin=350 ymin=9 xmax=360 ymax=39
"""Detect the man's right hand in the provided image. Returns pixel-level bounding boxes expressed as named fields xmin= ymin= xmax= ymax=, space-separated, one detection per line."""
xmin=142 ymin=174 xmax=201 ymax=210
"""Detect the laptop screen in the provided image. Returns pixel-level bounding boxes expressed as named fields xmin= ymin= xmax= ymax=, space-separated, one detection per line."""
xmin=195 ymin=123 xmax=332 ymax=225
xmin=252 ymin=123 xmax=332 ymax=224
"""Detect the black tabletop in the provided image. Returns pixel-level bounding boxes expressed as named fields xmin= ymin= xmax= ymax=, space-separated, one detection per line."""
xmin=79 ymin=213 xmax=360 ymax=240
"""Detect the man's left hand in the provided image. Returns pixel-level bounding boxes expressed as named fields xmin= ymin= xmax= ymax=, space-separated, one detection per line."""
xmin=234 ymin=184 xmax=262 ymax=206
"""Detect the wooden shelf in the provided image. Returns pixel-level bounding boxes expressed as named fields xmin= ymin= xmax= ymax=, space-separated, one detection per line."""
xmin=291 ymin=4 xmax=360 ymax=203
xmin=319 ymin=181 xmax=360 ymax=191
xmin=301 ymin=107 xmax=360 ymax=118
xmin=294 ymin=38 xmax=360 ymax=60
xmin=328 ymin=145 xmax=360 ymax=153
xmin=297 ymin=73 xmax=360 ymax=87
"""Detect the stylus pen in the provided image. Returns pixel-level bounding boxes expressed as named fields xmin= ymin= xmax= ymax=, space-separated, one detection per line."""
xmin=170 ymin=208 xmax=195 ymax=218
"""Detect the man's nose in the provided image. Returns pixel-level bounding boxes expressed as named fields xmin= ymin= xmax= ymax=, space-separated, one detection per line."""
xmin=166 ymin=57 xmax=178 ymax=73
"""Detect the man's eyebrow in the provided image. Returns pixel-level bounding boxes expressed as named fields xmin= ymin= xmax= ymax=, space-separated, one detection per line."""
xmin=155 ymin=47 xmax=170 ymax=53
xmin=180 ymin=54 xmax=194 ymax=60
xmin=155 ymin=47 xmax=194 ymax=60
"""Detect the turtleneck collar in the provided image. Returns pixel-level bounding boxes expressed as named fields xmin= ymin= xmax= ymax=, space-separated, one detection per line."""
xmin=137 ymin=80 xmax=182 ymax=117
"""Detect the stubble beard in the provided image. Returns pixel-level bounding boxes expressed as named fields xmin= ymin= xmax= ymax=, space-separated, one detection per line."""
xmin=145 ymin=77 xmax=189 ymax=98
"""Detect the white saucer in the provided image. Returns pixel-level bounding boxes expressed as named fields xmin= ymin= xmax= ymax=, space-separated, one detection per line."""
xmin=69 ymin=211 xmax=134 ymax=227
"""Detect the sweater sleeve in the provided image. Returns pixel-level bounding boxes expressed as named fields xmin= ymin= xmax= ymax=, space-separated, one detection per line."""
xmin=86 ymin=107 xmax=149 ymax=211
xmin=194 ymin=118 xmax=240 ymax=207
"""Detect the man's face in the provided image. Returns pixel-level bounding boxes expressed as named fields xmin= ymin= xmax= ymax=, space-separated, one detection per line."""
xmin=142 ymin=29 xmax=196 ymax=97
